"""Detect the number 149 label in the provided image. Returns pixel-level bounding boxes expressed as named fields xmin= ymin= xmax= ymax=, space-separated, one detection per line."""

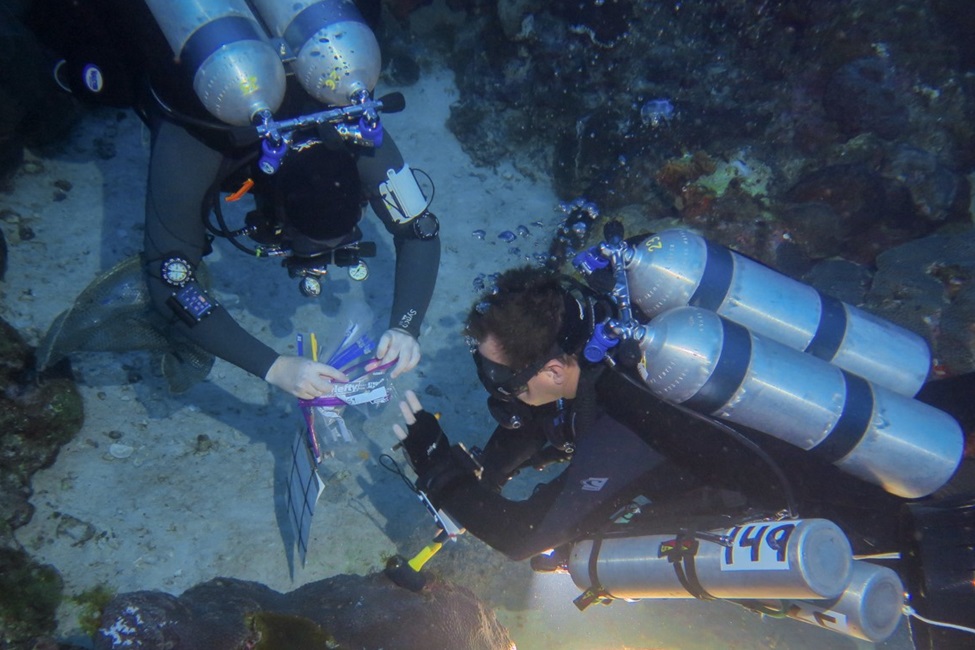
xmin=720 ymin=522 xmax=796 ymax=571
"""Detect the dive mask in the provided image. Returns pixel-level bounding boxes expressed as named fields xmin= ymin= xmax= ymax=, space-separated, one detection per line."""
xmin=471 ymin=342 xmax=562 ymax=402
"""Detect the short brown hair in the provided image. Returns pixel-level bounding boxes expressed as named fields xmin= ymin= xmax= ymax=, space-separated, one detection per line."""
xmin=464 ymin=266 xmax=567 ymax=370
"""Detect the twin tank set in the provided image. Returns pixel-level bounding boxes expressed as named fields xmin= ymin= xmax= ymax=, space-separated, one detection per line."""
xmin=568 ymin=228 xmax=965 ymax=643
xmin=142 ymin=0 xmax=381 ymax=126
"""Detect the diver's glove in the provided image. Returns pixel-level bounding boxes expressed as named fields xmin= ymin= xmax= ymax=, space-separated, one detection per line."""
xmin=403 ymin=413 xmax=475 ymax=498
xmin=395 ymin=391 xmax=480 ymax=499
xmin=401 ymin=410 xmax=451 ymax=476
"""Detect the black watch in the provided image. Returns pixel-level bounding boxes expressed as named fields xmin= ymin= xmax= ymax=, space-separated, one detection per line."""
xmin=412 ymin=212 xmax=440 ymax=240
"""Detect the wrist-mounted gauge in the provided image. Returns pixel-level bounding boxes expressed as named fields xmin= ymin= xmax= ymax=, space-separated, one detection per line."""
xmin=160 ymin=256 xmax=217 ymax=326
xmin=161 ymin=256 xmax=193 ymax=287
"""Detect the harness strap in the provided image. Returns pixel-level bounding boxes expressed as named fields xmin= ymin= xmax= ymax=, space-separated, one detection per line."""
xmin=662 ymin=531 xmax=717 ymax=601
xmin=573 ymin=537 xmax=613 ymax=610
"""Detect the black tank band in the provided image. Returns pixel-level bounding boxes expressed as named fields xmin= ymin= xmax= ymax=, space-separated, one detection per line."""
xmin=689 ymin=241 xmax=733 ymax=311
xmin=181 ymin=16 xmax=262 ymax=77
xmin=284 ymin=2 xmax=365 ymax=51
xmin=684 ymin=317 xmax=752 ymax=415
xmin=806 ymin=292 xmax=847 ymax=363
xmin=587 ymin=537 xmax=607 ymax=595
xmin=810 ymin=370 xmax=873 ymax=464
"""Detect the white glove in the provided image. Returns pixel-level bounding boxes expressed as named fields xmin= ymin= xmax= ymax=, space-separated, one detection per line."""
xmin=264 ymin=355 xmax=348 ymax=400
xmin=367 ymin=328 xmax=421 ymax=379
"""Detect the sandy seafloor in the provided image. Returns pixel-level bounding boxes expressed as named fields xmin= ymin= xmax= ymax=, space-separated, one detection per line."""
xmin=0 ymin=62 xmax=921 ymax=650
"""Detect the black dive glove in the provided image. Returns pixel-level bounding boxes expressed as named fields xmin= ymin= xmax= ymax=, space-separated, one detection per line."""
xmin=402 ymin=410 xmax=479 ymax=499
xmin=401 ymin=410 xmax=451 ymax=476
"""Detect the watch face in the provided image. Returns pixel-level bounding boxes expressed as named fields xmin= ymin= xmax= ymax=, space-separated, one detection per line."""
xmin=348 ymin=261 xmax=369 ymax=281
xmin=161 ymin=257 xmax=192 ymax=287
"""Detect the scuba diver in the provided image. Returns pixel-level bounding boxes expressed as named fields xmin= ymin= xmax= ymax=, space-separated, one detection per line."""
xmin=28 ymin=0 xmax=440 ymax=398
xmin=391 ymin=223 xmax=975 ymax=648
xmin=394 ymin=267 xmax=706 ymax=560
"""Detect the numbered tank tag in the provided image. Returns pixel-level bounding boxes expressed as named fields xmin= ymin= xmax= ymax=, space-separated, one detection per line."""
xmin=786 ymin=603 xmax=850 ymax=634
xmin=720 ymin=521 xmax=796 ymax=571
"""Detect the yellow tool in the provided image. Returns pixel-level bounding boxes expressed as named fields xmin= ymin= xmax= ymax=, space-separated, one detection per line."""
xmin=385 ymin=529 xmax=451 ymax=592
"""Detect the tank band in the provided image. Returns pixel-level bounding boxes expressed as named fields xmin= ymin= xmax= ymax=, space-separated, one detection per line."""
xmin=587 ymin=538 xmax=607 ymax=596
xmin=689 ymin=241 xmax=733 ymax=311
xmin=806 ymin=292 xmax=847 ymax=362
xmin=811 ymin=371 xmax=873 ymax=463
xmin=181 ymin=16 xmax=262 ymax=77
xmin=684 ymin=317 xmax=751 ymax=414
xmin=284 ymin=1 xmax=365 ymax=50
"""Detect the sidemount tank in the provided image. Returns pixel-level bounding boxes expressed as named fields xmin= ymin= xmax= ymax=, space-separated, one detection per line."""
xmin=783 ymin=560 xmax=905 ymax=643
xmin=635 ymin=306 xmax=963 ymax=498
xmin=250 ymin=0 xmax=381 ymax=106
xmin=144 ymin=0 xmax=286 ymax=126
xmin=568 ymin=519 xmax=853 ymax=600
xmin=625 ymin=230 xmax=931 ymax=397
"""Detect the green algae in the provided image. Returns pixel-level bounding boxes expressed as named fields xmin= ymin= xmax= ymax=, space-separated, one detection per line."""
xmin=0 ymin=548 xmax=63 ymax=647
xmin=71 ymin=584 xmax=116 ymax=638
xmin=243 ymin=611 xmax=342 ymax=650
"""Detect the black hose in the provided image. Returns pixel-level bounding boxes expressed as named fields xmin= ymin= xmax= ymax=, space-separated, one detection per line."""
xmin=613 ymin=367 xmax=800 ymax=519
xmin=202 ymin=152 xmax=264 ymax=255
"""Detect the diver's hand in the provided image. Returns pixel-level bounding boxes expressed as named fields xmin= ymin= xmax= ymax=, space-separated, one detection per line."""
xmin=367 ymin=328 xmax=420 ymax=378
xmin=392 ymin=390 xmax=450 ymax=474
xmin=265 ymin=355 xmax=349 ymax=400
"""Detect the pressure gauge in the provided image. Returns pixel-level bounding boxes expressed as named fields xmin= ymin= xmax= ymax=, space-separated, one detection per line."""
xmin=299 ymin=276 xmax=322 ymax=297
xmin=348 ymin=261 xmax=369 ymax=281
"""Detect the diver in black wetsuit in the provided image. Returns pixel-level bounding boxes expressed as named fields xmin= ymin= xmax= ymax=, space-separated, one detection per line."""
xmin=142 ymin=97 xmax=440 ymax=399
xmin=31 ymin=0 xmax=441 ymax=399
xmin=392 ymin=267 xmax=700 ymax=560
xmin=392 ymin=264 xmax=975 ymax=648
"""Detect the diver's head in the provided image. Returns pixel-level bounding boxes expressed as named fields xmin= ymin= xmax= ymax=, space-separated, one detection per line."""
xmin=465 ymin=266 xmax=592 ymax=406
xmin=268 ymin=145 xmax=364 ymax=254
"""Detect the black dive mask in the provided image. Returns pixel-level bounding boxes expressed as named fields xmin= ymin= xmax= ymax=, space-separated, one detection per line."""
xmin=472 ymin=347 xmax=556 ymax=402
xmin=470 ymin=279 xmax=597 ymax=401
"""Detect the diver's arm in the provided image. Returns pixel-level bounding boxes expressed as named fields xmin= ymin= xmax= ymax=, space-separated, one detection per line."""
xmin=394 ymin=393 xmax=609 ymax=560
xmin=421 ymin=410 xmax=670 ymax=560
xmin=431 ymin=473 xmax=574 ymax=561
xmin=387 ymin=234 xmax=440 ymax=339
xmin=358 ymin=132 xmax=441 ymax=341
xmin=142 ymin=119 xmax=280 ymax=379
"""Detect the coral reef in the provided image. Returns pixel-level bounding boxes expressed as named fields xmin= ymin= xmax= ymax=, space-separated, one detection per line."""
xmin=0 ymin=316 xmax=84 ymax=648
xmin=407 ymin=0 xmax=974 ymax=277
xmin=94 ymin=574 xmax=513 ymax=650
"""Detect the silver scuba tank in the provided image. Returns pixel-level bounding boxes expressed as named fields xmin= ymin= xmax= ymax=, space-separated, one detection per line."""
xmin=567 ymin=518 xmax=853 ymax=600
xmin=625 ymin=230 xmax=931 ymax=397
xmin=634 ymin=306 xmax=963 ymax=499
xmin=249 ymin=0 xmax=381 ymax=106
xmin=143 ymin=0 xmax=286 ymax=126
xmin=781 ymin=560 xmax=905 ymax=643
